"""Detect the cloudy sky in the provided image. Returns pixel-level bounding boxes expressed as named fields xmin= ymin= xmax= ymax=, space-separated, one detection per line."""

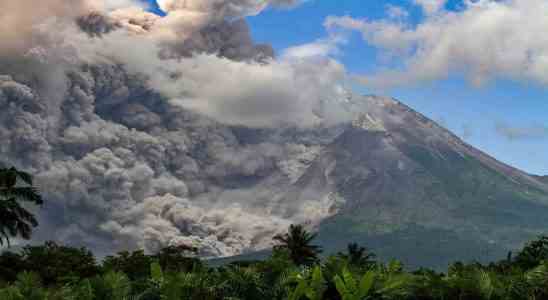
xmin=0 ymin=0 xmax=545 ymax=255
xmin=142 ymin=0 xmax=548 ymax=175
xmin=258 ymin=0 xmax=548 ymax=175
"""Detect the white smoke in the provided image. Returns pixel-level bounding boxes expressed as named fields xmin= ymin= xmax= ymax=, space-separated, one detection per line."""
xmin=157 ymin=0 xmax=303 ymax=18
xmin=84 ymin=31 xmax=350 ymax=127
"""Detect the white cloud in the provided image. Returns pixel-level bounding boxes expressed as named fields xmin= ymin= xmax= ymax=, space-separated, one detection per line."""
xmin=386 ymin=4 xmax=409 ymax=19
xmin=281 ymin=34 xmax=346 ymax=59
xmin=413 ymin=0 xmax=447 ymax=15
xmin=326 ymin=0 xmax=548 ymax=88
xmin=157 ymin=0 xmax=304 ymax=18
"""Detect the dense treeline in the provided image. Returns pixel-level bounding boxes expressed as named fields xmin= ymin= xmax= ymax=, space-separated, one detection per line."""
xmin=3 ymin=167 xmax=548 ymax=299
xmin=2 ymin=232 xmax=548 ymax=299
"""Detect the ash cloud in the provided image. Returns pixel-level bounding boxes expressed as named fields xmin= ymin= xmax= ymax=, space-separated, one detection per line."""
xmin=0 ymin=64 xmax=342 ymax=256
xmin=0 ymin=0 xmax=86 ymax=56
xmin=0 ymin=0 xmax=351 ymax=256
xmin=168 ymin=19 xmax=274 ymax=61
xmin=77 ymin=12 xmax=122 ymax=37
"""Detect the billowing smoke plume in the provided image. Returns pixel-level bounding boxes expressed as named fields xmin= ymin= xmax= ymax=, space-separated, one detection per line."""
xmin=157 ymin=0 xmax=303 ymax=19
xmin=169 ymin=19 xmax=274 ymax=61
xmin=0 ymin=0 xmax=354 ymax=256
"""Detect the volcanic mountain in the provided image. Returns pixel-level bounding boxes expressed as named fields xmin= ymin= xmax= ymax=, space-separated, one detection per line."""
xmin=279 ymin=95 xmax=548 ymax=269
xmin=3 ymin=63 xmax=548 ymax=269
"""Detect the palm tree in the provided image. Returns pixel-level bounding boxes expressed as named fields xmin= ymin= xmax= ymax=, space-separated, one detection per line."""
xmin=273 ymin=224 xmax=322 ymax=266
xmin=339 ymin=243 xmax=376 ymax=268
xmin=0 ymin=167 xmax=43 ymax=246
xmin=219 ymin=265 xmax=267 ymax=299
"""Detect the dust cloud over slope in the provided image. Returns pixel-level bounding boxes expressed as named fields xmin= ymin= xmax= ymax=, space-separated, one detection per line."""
xmin=0 ymin=0 xmax=353 ymax=256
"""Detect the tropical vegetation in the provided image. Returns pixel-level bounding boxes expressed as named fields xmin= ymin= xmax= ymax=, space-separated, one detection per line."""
xmin=0 ymin=166 xmax=43 ymax=246
xmin=3 ymin=167 xmax=548 ymax=299
xmin=1 ymin=231 xmax=548 ymax=299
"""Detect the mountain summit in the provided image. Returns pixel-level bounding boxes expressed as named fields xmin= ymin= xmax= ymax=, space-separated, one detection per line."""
xmin=282 ymin=95 xmax=548 ymax=269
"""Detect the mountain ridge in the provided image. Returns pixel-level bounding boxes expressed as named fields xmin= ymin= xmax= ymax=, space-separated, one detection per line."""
xmin=277 ymin=95 xmax=548 ymax=269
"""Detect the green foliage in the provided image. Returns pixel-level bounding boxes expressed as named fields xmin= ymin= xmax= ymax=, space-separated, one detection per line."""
xmin=334 ymin=267 xmax=375 ymax=300
xmin=102 ymin=271 xmax=131 ymax=300
xmin=13 ymin=272 xmax=46 ymax=300
xmin=217 ymin=265 xmax=266 ymax=299
xmin=103 ymin=250 xmax=153 ymax=281
xmin=65 ymin=279 xmax=95 ymax=300
xmin=0 ymin=167 xmax=43 ymax=246
xmin=156 ymin=245 xmax=201 ymax=273
xmin=19 ymin=241 xmax=99 ymax=286
xmin=103 ymin=246 xmax=203 ymax=284
xmin=0 ymin=251 xmax=25 ymax=282
xmin=515 ymin=236 xmax=548 ymax=270
xmin=150 ymin=261 xmax=163 ymax=285
xmin=5 ymin=234 xmax=548 ymax=299
xmin=288 ymin=266 xmax=326 ymax=300
xmin=0 ymin=286 xmax=24 ymax=300
xmin=49 ymin=279 xmax=95 ymax=300
xmin=338 ymin=243 xmax=376 ymax=270
xmin=273 ymin=224 xmax=322 ymax=266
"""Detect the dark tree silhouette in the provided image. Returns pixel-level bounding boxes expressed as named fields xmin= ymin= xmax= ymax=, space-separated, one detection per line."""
xmin=514 ymin=236 xmax=548 ymax=269
xmin=338 ymin=243 xmax=376 ymax=267
xmin=103 ymin=250 xmax=153 ymax=281
xmin=20 ymin=241 xmax=99 ymax=285
xmin=0 ymin=167 xmax=43 ymax=246
xmin=156 ymin=244 xmax=201 ymax=273
xmin=273 ymin=224 xmax=322 ymax=266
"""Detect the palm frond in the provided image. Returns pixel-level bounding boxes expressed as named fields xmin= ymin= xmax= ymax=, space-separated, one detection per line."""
xmin=0 ymin=187 xmax=43 ymax=205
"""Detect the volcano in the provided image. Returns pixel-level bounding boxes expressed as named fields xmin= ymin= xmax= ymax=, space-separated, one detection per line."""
xmin=280 ymin=95 xmax=548 ymax=269
xmin=3 ymin=65 xmax=548 ymax=269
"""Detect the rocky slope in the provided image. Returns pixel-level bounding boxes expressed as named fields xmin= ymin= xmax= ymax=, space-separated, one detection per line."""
xmin=281 ymin=95 xmax=548 ymax=269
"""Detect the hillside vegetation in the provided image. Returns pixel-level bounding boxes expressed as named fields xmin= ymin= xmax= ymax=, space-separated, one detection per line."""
xmin=2 ymin=233 xmax=548 ymax=299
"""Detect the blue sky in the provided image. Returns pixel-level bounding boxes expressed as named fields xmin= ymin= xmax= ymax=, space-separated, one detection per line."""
xmin=144 ymin=0 xmax=548 ymax=175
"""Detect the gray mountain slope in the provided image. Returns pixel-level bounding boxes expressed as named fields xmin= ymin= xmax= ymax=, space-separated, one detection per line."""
xmin=281 ymin=95 xmax=548 ymax=269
